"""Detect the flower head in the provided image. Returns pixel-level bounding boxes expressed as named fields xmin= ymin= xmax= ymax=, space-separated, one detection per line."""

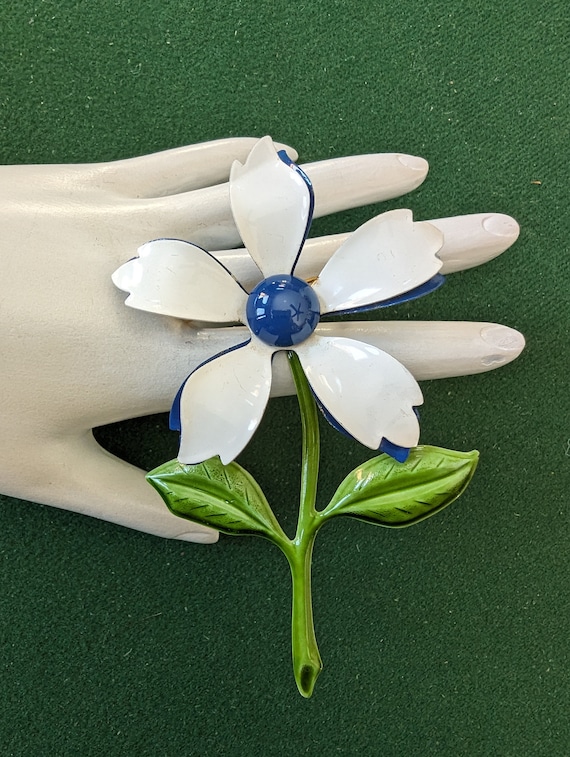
xmin=112 ymin=137 xmax=444 ymax=465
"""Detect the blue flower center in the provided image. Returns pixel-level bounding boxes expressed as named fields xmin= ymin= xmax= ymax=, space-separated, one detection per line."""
xmin=246 ymin=275 xmax=321 ymax=347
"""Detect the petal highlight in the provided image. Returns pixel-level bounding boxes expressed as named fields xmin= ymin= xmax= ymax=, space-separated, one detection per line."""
xmin=312 ymin=209 xmax=443 ymax=314
xmin=175 ymin=341 xmax=273 ymax=465
xmin=112 ymin=238 xmax=247 ymax=322
xmin=297 ymin=336 xmax=422 ymax=450
xmin=229 ymin=136 xmax=313 ymax=278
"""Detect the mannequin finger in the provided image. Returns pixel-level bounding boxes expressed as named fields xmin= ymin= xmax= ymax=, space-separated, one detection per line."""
xmin=108 ymin=318 xmax=523 ymax=418
xmin=211 ymin=212 xmax=520 ymax=287
xmin=80 ymin=317 xmax=523 ymax=436
xmin=430 ymin=213 xmax=520 ymax=273
xmin=102 ymin=137 xmax=298 ymax=198
xmin=185 ymin=321 xmax=524 ymax=390
xmin=313 ymin=321 xmax=525 ymax=381
xmin=142 ymin=152 xmax=430 ymax=251
xmin=5 ymin=431 xmax=219 ymax=543
xmin=302 ymin=153 xmax=428 ymax=217
xmin=296 ymin=213 xmax=520 ymax=277
xmin=299 ymin=212 xmax=518 ymax=275
xmin=139 ymin=184 xmax=240 ymax=251
xmin=267 ymin=321 xmax=525 ymax=396
xmin=117 ymin=147 xmax=424 ymax=210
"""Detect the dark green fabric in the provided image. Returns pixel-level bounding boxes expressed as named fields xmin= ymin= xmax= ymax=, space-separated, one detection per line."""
xmin=1 ymin=1 xmax=568 ymax=754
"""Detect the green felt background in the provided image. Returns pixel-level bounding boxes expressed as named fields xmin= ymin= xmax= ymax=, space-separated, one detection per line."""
xmin=1 ymin=1 xmax=568 ymax=754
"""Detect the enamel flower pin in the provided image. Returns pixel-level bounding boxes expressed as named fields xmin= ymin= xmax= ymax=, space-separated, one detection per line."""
xmin=112 ymin=136 xmax=519 ymax=697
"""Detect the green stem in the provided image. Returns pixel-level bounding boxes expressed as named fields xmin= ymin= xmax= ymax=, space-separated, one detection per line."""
xmin=285 ymin=351 xmax=323 ymax=698
xmin=291 ymin=353 xmax=320 ymax=524
xmin=289 ymin=533 xmax=321 ymax=697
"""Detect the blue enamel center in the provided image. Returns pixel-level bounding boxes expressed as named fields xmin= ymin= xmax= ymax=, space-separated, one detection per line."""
xmin=246 ymin=275 xmax=320 ymax=347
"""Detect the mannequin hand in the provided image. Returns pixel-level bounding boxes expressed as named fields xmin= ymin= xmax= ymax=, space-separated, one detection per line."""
xmin=0 ymin=137 xmax=523 ymax=543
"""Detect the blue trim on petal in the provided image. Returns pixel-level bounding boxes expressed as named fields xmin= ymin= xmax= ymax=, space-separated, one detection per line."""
xmin=377 ymin=407 xmax=420 ymax=460
xmin=325 ymin=274 xmax=445 ymax=317
xmin=312 ymin=390 xmax=354 ymax=441
xmin=169 ymin=378 xmax=188 ymax=432
xmin=169 ymin=338 xmax=252 ymax=431
xmin=375 ymin=273 xmax=445 ymax=309
xmin=379 ymin=438 xmax=411 ymax=462
xmin=305 ymin=373 xmax=417 ymax=463
xmin=277 ymin=150 xmax=315 ymax=276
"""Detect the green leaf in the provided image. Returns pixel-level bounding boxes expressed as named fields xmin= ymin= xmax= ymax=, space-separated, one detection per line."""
xmin=147 ymin=457 xmax=287 ymax=543
xmin=321 ymin=446 xmax=479 ymax=528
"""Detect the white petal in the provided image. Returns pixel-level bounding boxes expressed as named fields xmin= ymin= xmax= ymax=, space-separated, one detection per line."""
xmin=312 ymin=209 xmax=443 ymax=313
xmin=229 ymin=136 xmax=313 ymax=278
xmin=177 ymin=342 xmax=273 ymax=464
xmin=112 ymin=239 xmax=247 ymax=322
xmin=297 ymin=336 xmax=422 ymax=449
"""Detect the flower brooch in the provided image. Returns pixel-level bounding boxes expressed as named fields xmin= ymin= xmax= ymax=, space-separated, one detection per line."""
xmin=112 ymin=136 xmax=522 ymax=697
xmin=113 ymin=137 xmax=444 ymax=465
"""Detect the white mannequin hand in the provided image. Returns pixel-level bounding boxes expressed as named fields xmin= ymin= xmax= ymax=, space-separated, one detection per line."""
xmin=0 ymin=137 xmax=524 ymax=543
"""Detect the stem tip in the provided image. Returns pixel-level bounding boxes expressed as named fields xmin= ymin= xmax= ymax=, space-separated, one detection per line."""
xmin=294 ymin=656 xmax=323 ymax=698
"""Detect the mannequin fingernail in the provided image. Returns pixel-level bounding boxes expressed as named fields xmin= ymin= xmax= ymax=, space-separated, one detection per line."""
xmin=397 ymin=154 xmax=429 ymax=173
xmin=482 ymin=214 xmax=520 ymax=240
xmin=480 ymin=324 xmax=526 ymax=353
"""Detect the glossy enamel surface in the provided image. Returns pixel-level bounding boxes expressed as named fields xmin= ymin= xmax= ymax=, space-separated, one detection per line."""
xmin=177 ymin=342 xmax=273 ymax=465
xmin=246 ymin=275 xmax=320 ymax=347
xmin=229 ymin=136 xmax=313 ymax=277
xmin=312 ymin=209 xmax=443 ymax=314
xmin=297 ymin=335 xmax=423 ymax=450
xmin=110 ymin=137 xmax=520 ymax=470
xmin=112 ymin=238 xmax=247 ymax=322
